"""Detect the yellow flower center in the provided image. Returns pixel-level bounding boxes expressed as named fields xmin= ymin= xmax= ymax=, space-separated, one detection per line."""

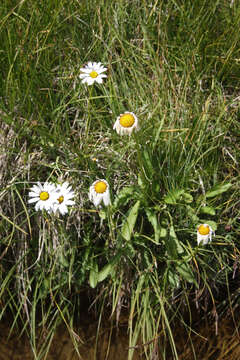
xmin=198 ymin=224 xmax=210 ymax=236
xmin=39 ymin=191 xmax=49 ymax=201
xmin=58 ymin=195 xmax=64 ymax=204
xmin=90 ymin=71 xmax=98 ymax=78
xmin=119 ymin=113 xmax=135 ymax=128
xmin=94 ymin=181 xmax=107 ymax=194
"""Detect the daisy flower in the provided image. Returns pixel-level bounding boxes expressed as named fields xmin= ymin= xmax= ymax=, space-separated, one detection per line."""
xmin=197 ymin=223 xmax=214 ymax=245
xmin=52 ymin=182 xmax=75 ymax=215
xmin=89 ymin=179 xmax=110 ymax=207
xmin=79 ymin=62 xmax=107 ymax=85
xmin=28 ymin=182 xmax=57 ymax=212
xmin=113 ymin=112 xmax=139 ymax=135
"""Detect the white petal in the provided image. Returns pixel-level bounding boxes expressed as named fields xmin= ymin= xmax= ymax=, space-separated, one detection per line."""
xmin=103 ymin=192 xmax=110 ymax=206
xmin=28 ymin=191 xmax=39 ymax=197
xmin=81 ymin=68 xmax=92 ymax=74
xmin=113 ymin=120 xmax=118 ymax=130
xmin=67 ymin=193 xmax=75 ymax=200
xmin=88 ymin=78 xmax=96 ymax=85
xmin=62 ymin=182 xmax=69 ymax=189
xmin=98 ymin=68 xmax=107 ymax=74
xmin=65 ymin=200 xmax=75 ymax=206
xmin=97 ymin=69 xmax=107 ymax=75
xmin=58 ymin=204 xmax=67 ymax=215
xmin=30 ymin=184 xmax=40 ymax=192
xmin=87 ymin=61 xmax=93 ymax=68
xmin=28 ymin=197 xmax=39 ymax=204
xmin=81 ymin=77 xmax=90 ymax=84
xmin=197 ymin=233 xmax=208 ymax=245
xmin=66 ymin=189 xmax=74 ymax=196
xmin=35 ymin=201 xmax=41 ymax=211
xmin=119 ymin=126 xmax=126 ymax=135
xmin=96 ymin=77 xmax=103 ymax=84
xmin=80 ymin=73 xmax=89 ymax=79
xmin=93 ymin=194 xmax=102 ymax=207
xmin=39 ymin=203 xmax=47 ymax=211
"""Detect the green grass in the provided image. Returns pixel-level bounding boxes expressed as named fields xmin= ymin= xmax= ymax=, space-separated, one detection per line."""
xmin=0 ymin=0 xmax=240 ymax=359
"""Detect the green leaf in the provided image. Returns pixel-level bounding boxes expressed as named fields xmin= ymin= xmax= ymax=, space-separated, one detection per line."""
xmin=121 ymin=200 xmax=140 ymax=241
xmin=164 ymin=189 xmax=185 ymax=204
xmin=98 ymin=263 xmax=114 ymax=282
xmin=98 ymin=254 xmax=121 ymax=282
xmin=99 ymin=209 xmax=107 ymax=219
xmin=59 ymin=253 xmax=69 ymax=268
xmin=89 ymin=263 xmax=99 ymax=288
xmin=142 ymin=148 xmax=154 ymax=178
xmin=200 ymin=206 xmax=216 ymax=215
xmin=113 ymin=186 xmax=135 ymax=208
xmin=165 ymin=226 xmax=185 ymax=259
xmin=181 ymin=192 xmax=193 ymax=203
xmin=145 ymin=208 xmax=161 ymax=243
xmin=165 ymin=189 xmax=193 ymax=204
xmin=171 ymin=225 xmax=184 ymax=255
xmin=176 ymin=262 xmax=198 ymax=287
xmin=186 ymin=205 xmax=199 ymax=223
xmin=206 ymin=183 xmax=232 ymax=198
xmin=167 ymin=267 xmax=180 ymax=289
xmin=160 ymin=228 xmax=167 ymax=238
xmin=137 ymin=173 xmax=144 ymax=189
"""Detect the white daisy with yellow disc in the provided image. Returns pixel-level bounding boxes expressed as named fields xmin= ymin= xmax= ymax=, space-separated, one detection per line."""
xmin=28 ymin=182 xmax=57 ymax=212
xmin=197 ymin=223 xmax=214 ymax=245
xmin=89 ymin=179 xmax=110 ymax=207
xmin=79 ymin=62 xmax=107 ymax=85
xmin=113 ymin=111 xmax=139 ymax=135
xmin=52 ymin=182 xmax=75 ymax=215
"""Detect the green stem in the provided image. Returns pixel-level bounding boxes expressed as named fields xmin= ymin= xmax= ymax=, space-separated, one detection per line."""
xmin=85 ymin=86 xmax=93 ymax=139
xmin=107 ymin=205 xmax=115 ymax=246
xmin=134 ymin=132 xmax=148 ymax=186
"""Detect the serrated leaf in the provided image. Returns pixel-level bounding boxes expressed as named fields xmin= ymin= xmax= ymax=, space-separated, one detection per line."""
xmin=121 ymin=201 xmax=140 ymax=241
xmin=145 ymin=208 xmax=161 ymax=243
xmin=200 ymin=206 xmax=216 ymax=215
xmin=89 ymin=263 xmax=98 ymax=288
xmin=206 ymin=183 xmax=232 ymax=198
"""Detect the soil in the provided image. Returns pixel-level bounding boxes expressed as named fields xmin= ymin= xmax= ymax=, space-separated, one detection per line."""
xmin=1 ymin=314 xmax=240 ymax=359
xmin=0 ymin=318 xmax=141 ymax=360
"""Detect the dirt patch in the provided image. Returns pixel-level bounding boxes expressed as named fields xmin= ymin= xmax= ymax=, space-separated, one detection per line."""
xmin=1 ymin=315 xmax=240 ymax=359
xmin=0 ymin=320 xmax=142 ymax=360
xmin=177 ymin=314 xmax=240 ymax=360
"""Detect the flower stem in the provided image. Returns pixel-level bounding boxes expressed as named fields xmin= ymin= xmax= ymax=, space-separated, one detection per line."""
xmin=85 ymin=86 xmax=93 ymax=140
xmin=134 ymin=132 xmax=148 ymax=186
